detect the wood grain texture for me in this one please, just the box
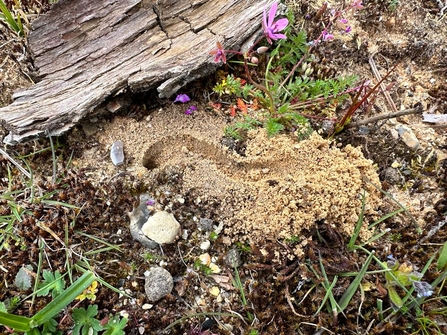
[0,0,272,144]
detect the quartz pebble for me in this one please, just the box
[110,140,125,165]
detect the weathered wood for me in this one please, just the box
[0,0,271,144]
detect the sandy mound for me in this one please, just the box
[70,104,382,257]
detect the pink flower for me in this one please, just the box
[351,0,364,10]
[322,30,334,41]
[209,41,226,64]
[262,2,289,44]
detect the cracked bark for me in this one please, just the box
[0,0,272,144]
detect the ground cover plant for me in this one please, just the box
[0,0,447,334]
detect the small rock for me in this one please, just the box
[200,240,211,250]
[142,303,153,310]
[225,248,242,267]
[209,286,220,297]
[396,125,419,149]
[128,202,158,249]
[382,167,401,184]
[141,211,180,244]
[110,140,125,166]
[144,267,173,303]
[198,218,214,232]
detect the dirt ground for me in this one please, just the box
[1,0,447,334]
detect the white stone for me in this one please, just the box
[200,240,211,250]
[141,211,180,244]
[110,140,125,166]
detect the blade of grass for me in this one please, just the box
[368,208,405,230]
[315,253,340,319]
[364,177,421,233]
[0,311,32,332]
[437,240,447,271]
[338,251,374,312]
[0,0,24,36]
[76,231,122,252]
[30,271,95,327]
[31,238,45,307]
[348,191,366,251]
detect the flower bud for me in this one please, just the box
[304,67,313,77]
[250,56,259,64]
[256,46,269,54]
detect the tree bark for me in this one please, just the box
[0,0,271,144]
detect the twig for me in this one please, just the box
[284,283,308,318]
[0,147,31,178]
[369,53,398,113]
[344,105,423,129]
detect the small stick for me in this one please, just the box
[0,147,31,179]
[369,53,398,113]
[344,105,423,129]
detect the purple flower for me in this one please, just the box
[185,105,197,115]
[345,26,352,33]
[262,2,289,44]
[322,30,334,41]
[146,199,156,206]
[413,281,434,298]
[209,41,227,64]
[174,94,190,103]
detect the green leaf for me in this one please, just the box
[31,272,96,328]
[387,285,403,309]
[338,251,374,312]
[437,240,447,271]
[72,305,102,335]
[37,270,66,298]
[41,317,61,335]
[15,266,33,290]
[103,315,128,335]
[0,310,32,332]
[264,118,284,137]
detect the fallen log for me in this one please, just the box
[0,0,271,144]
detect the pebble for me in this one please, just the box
[382,167,401,184]
[200,240,211,250]
[395,125,419,149]
[144,267,173,302]
[141,211,180,244]
[198,218,214,232]
[110,140,125,165]
[225,248,242,267]
[128,202,159,249]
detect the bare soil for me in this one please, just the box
[1,1,447,334]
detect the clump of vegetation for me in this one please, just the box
[210,1,367,140]
[0,0,26,37]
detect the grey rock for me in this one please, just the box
[144,267,173,303]
[198,218,214,232]
[382,167,401,184]
[225,248,242,268]
[128,202,159,249]
[141,211,180,244]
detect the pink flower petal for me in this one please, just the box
[268,2,278,28]
[273,18,289,32]
[271,33,287,40]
